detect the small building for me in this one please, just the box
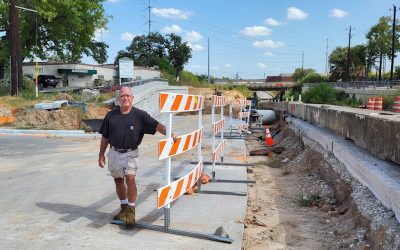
[22,62,161,88]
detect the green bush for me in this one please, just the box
[302,83,338,104]
[18,79,37,99]
[0,80,10,96]
[298,72,327,84]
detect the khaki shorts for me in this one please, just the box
[107,147,139,178]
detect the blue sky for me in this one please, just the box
[88,0,399,79]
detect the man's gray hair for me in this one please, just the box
[119,86,133,97]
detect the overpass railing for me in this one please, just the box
[304,80,400,90]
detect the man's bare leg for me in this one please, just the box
[114,178,127,200]
[125,175,137,224]
[113,178,129,221]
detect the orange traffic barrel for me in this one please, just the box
[374,97,382,111]
[366,97,375,110]
[393,96,400,113]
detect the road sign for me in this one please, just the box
[119,58,134,84]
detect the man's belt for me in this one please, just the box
[111,146,136,153]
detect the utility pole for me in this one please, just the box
[147,0,152,35]
[325,39,329,74]
[346,26,352,82]
[207,38,210,84]
[390,5,396,80]
[9,0,23,96]
[301,51,304,69]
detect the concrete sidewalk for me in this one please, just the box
[0,114,248,249]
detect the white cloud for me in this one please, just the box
[161,24,183,33]
[152,8,191,20]
[107,0,119,3]
[211,66,220,70]
[188,43,204,51]
[121,32,136,42]
[264,18,283,26]
[329,9,348,18]
[287,7,308,20]
[224,64,234,68]
[257,63,267,69]
[263,52,274,57]
[253,40,285,49]
[240,26,271,37]
[185,31,203,42]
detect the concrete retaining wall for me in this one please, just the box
[266,101,400,165]
[113,80,188,118]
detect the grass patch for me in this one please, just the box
[295,194,323,207]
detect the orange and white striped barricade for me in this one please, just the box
[235,99,252,137]
[115,92,232,244]
[374,97,383,111]
[205,96,254,191]
[393,96,400,113]
[210,95,227,180]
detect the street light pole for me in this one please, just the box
[15,5,38,98]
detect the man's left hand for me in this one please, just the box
[172,133,178,143]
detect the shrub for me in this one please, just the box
[302,83,337,104]
[298,72,327,84]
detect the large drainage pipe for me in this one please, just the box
[255,109,278,125]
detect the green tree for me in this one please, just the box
[166,33,192,79]
[292,68,315,82]
[115,32,191,80]
[366,16,396,80]
[0,0,109,79]
[329,45,367,81]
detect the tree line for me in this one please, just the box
[329,16,400,81]
[0,1,191,94]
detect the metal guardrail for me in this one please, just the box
[303,80,400,89]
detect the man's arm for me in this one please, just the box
[156,123,177,142]
[98,136,109,168]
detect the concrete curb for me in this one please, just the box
[0,129,101,138]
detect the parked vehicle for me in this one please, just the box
[38,75,58,88]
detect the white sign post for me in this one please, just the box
[118,58,134,85]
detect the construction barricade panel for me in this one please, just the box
[212,95,227,107]
[158,128,203,160]
[212,118,225,135]
[239,111,250,119]
[157,158,204,209]
[212,140,226,163]
[160,92,204,113]
[240,100,251,107]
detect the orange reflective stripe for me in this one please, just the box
[160,93,168,111]
[192,132,198,147]
[159,140,166,158]
[171,95,183,111]
[173,179,184,199]
[185,96,193,110]
[183,134,192,151]
[168,138,181,156]
[186,173,193,190]
[158,186,170,208]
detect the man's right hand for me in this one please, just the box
[98,154,106,168]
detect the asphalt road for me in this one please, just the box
[0,114,248,249]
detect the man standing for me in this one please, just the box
[98,86,176,224]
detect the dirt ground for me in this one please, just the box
[242,119,400,249]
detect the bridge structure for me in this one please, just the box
[247,81,296,91]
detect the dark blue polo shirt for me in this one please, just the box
[99,107,159,149]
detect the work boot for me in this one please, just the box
[113,204,128,221]
[125,205,135,224]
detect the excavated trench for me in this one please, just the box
[243,116,400,249]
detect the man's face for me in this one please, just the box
[119,87,134,109]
